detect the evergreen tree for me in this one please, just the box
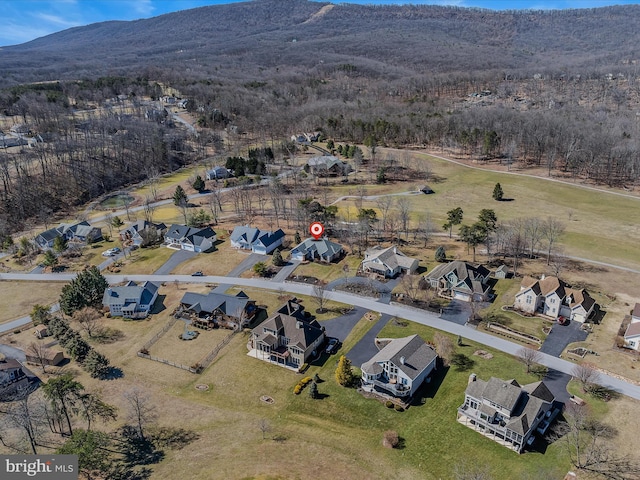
[294,231,301,244]
[435,245,447,262]
[67,337,91,364]
[309,381,318,399]
[42,373,84,435]
[84,350,111,378]
[52,235,67,253]
[326,139,334,151]
[110,216,124,229]
[272,248,284,267]
[253,262,267,277]
[57,430,112,479]
[31,304,52,325]
[443,207,463,238]
[335,355,354,387]
[192,175,206,192]
[42,250,58,270]
[492,182,504,201]
[173,185,188,206]
[60,266,109,316]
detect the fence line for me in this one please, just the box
[136,352,196,373]
[196,330,237,372]
[140,315,179,352]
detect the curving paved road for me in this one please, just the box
[2,271,640,400]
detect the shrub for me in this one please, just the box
[293,385,302,395]
[385,400,394,408]
[383,430,400,448]
[301,377,313,385]
[394,405,404,412]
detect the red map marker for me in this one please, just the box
[309,222,325,240]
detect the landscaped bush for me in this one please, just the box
[394,405,404,412]
[385,400,394,408]
[301,377,313,385]
[382,430,400,448]
[293,385,302,395]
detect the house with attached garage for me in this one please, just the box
[362,245,419,278]
[290,237,344,263]
[35,221,103,249]
[425,261,491,302]
[102,281,159,319]
[205,166,230,180]
[230,225,285,254]
[513,275,596,323]
[457,375,559,453]
[164,224,216,252]
[249,307,325,369]
[624,303,640,350]
[119,220,167,247]
[360,335,438,399]
[305,156,352,177]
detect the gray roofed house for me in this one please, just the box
[457,375,558,453]
[164,224,216,252]
[205,166,230,180]
[425,261,491,302]
[290,237,344,263]
[624,303,640,351]
[361,334,438,398]
[250,309,325,369]
[102,281,159,319]
[0,358,26,388]
[120,220,167,246]
[178,290,256,329]
[305,156,352,177]
[35,221,102,249]
[362,245,419,278]
[230,225,285,254]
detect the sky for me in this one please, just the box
[1,0,639,47]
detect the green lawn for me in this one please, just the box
[330,150,640,270]
[291,255,363,283]
[158,317,571,480]
[116,246,177,275]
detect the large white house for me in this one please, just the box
[457,376,558,453]
[361,335,438,398]
[513,275,596,323]
[102,281,159,319]
[624,303,640,351]
[361,245,419,278]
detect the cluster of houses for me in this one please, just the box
[624,303,640,351]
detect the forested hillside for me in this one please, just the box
[1,0,640,240]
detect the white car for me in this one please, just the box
[102,248,120,257]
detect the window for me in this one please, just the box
[469,399,478,409]
[526,295,532,305]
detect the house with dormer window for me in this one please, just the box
[514,275,596,323]
[457,375,558,453]
[425,261,490,302]
[360,335,437,398]
[249,303,325,369]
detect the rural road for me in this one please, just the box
[2,272,640,401]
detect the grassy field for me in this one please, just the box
[328,149,640,270]
[290,255,362,283]
[8,282,639,480]
[171,246,247,276]
[0,281,63,324]
[115,246,177,275]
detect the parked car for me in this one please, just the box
[325,338,339,354]
[191,271,204,277]
[102,250,115,257]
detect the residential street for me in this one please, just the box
[2,271,640,400]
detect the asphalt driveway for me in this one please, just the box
[153,249,197,275]
[540,319,588,357]
[346,313,392,367]
[322,306,368,342]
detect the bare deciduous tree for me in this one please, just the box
[572,363,601,393]
[516,346,541,374]
[542,217,566,266]
[312,283,328,313]
[396,197,411,240]
[73,307,103,339]
[553,403,640,480]
[400,274,422,303]
[123,388,157,441]
[434,332,455,366]
[26,342,49,373]
[259,419,270,440]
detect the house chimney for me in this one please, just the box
[296,321,303,329]
[400,356,405,365]
[468,373,477,384]
[541,274,546,280]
